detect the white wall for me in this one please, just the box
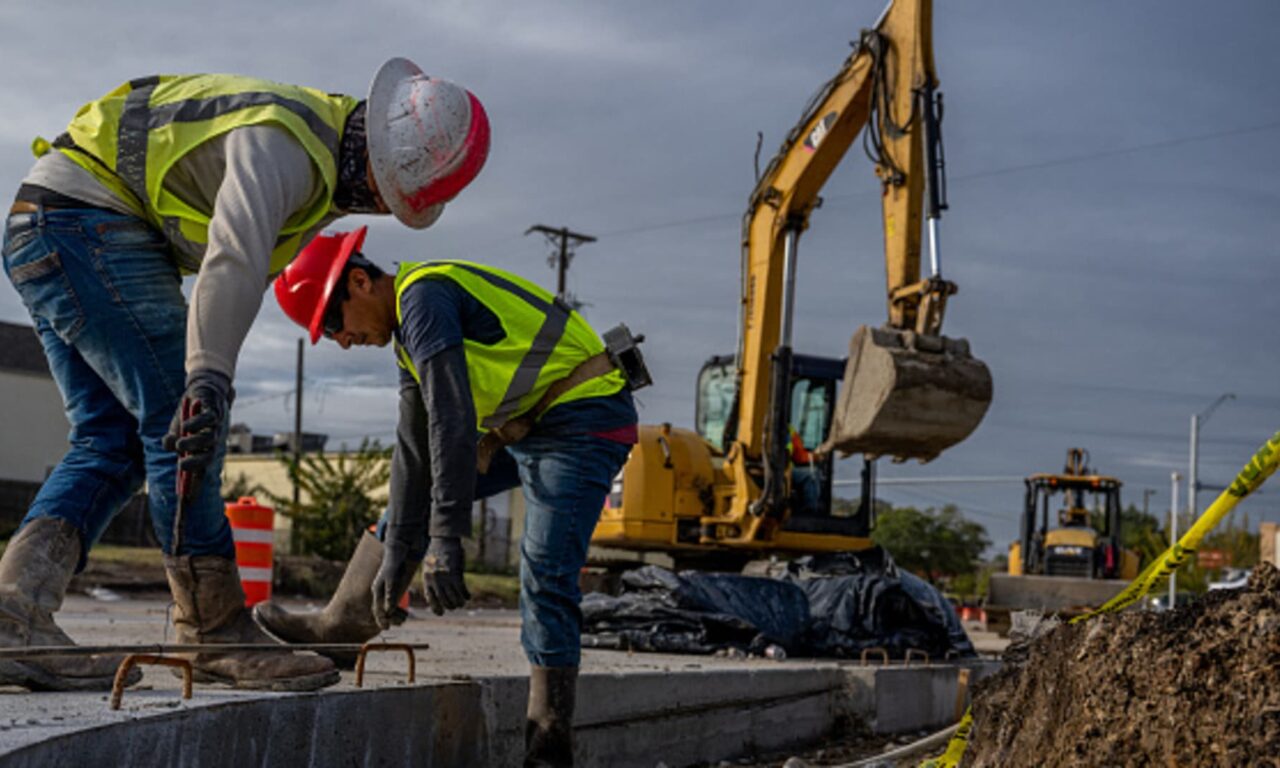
[223,453,520,564]
[0,371,67,483]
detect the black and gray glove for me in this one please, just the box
[422,537,470,616]
[371,531,425,630]
[162,369,233,476]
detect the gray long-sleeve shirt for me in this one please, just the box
[20,125,336,379]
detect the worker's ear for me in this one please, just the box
[349,267,372,295]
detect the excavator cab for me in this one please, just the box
[696,353,863,534]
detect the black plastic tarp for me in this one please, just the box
[581,547,974,660]
[580,567,810,655]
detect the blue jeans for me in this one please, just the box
[2,207,234,566]
[376,436,628,667]
[508,434,632,668]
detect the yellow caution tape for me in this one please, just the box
[1072,429,1280,622]
[920,429,1280,767]
[918,709,972,768]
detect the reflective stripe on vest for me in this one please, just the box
[56,74,356,275]
[394,260,624,432]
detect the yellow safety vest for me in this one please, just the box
[394,261,625,432]
[45,74,358,275]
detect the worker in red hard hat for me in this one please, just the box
[0,58,489,693]
[259,227,647,767]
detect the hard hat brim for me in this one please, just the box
[367,57,447,230]
[306,226,368,344]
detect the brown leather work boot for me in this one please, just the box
[525,665,578,768]
[164,555,339,691]
[0,517,138,691]
[253,530,387,669]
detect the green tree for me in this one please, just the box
[261,439,392,561]
[870,504,991,585]
[1090,504,1167,567]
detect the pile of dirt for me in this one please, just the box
[965,564,1280,767]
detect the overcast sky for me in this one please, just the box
[2,1,1277,551]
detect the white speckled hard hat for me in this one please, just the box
[366,57,491,229]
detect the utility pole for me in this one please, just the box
[293,339,304,518]
[525,224,596,301]
[1170,471,1181,606]
[1189,393,1235,522]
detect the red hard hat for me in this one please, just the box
[273,226,368,344]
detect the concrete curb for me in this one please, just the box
[0,661,1000,767]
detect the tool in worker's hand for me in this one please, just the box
[172,398,202,555]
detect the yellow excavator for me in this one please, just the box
[591,0,992,568]
[984,449,1141,634]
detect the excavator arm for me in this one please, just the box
[592,0,990,558]
[723,0,991,532]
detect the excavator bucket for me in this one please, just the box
[821,325,992,463]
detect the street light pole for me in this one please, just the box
[1170,471,1181,606]
[1189,393,1235,521]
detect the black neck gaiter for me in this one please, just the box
[333,102,382,214]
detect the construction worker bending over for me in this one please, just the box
[262,228,645,767]
[0,59,489,692]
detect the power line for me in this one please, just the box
[938,120,1280,187]
[834,475,1023,487]
[876,485,1016,524]
[590,119,1280,241]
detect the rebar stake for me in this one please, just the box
[904,648,931,666]
[860,646,889,666]
[111,654,193,710]
[354,642,417,688]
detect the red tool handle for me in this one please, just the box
[172,398,203,554]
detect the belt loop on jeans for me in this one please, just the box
[35,202,45,228]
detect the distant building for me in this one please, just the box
[0,321,67,484]
[0,321,155,545]
[227,424,277,454]
[272,432,329,453]
[226,424,328,454]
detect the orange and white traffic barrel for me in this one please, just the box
[225,497,275,606]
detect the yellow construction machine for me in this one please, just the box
[591,0,992,568]
[984,449,1141,634]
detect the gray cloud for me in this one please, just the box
[2,0,1277,551]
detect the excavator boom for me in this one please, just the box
[733,0,991,527]
[593,0,991,559]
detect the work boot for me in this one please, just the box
[253,531,387,668]
[525,665,578,768]
[0,517,137,691]
[164,555,339,691]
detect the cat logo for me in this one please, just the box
[803,112,838,152]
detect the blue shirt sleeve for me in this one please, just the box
[397,279,466,364]
[397,277,505,366]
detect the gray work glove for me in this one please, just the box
[371,533,424,631]
[422,537,470,616]
[162,369,233,476]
